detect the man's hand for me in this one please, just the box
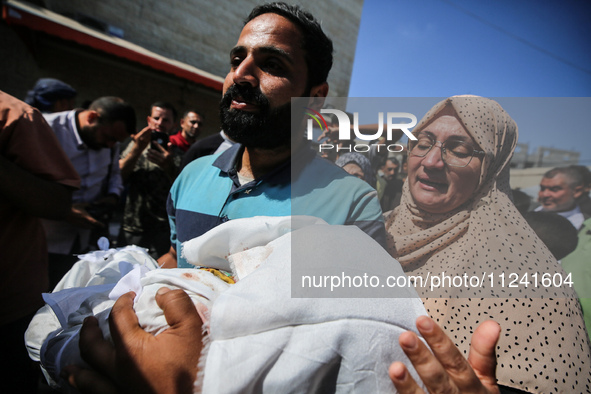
[65,203,105,229]
[132,126,152,152]
[146,141,173,170]
[389,316,501,394]
[317,124,340,144]
[119,126,152,181]
[65,288,204,394]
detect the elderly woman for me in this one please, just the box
[385,96,591,393]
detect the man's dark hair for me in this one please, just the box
[150,101,178,122]
[569,165,591,188]
[182,109,204,120]
[89,96,136,135]
[245,2,333,88]
[386,157,400,166]
[543,166,585,189]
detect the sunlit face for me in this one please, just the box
[181,112,203,140]
[538,174,580,212]
[219,13,315,149]
[223,13,309,113]
[407,115,482,214]
[147,107,175,134]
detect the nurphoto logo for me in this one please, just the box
[305,107,418,154]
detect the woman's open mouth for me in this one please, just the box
[417,176,448,191]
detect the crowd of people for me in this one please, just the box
[2,2,590,393]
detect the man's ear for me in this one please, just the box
[86,110,100,125]
[573,185,584,200]
[307,82,329,111]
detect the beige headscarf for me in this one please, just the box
[385,96,591,393]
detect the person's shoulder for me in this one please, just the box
[191,133,225,153]
[195,132,224,145]
[42,110,72,129]
[306,153,345,174]
[177,152,222,179]
[309,154,375,190]
[169,131,183,143]
[0,91,43,126]
[0,90,31,116]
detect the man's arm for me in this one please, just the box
[158,246,178,268]
[0,155,72,220]
[119,126,151,181]
[389,316,501,394]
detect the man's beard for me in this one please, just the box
[219,84,295,150]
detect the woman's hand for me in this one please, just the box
[390,316,501,394]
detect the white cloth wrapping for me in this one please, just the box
[25,246,232,390]
[189,217,428,393]
[26,216,428,393]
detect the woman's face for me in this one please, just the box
[407,115,482,214]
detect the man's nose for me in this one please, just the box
[233,57,258,87]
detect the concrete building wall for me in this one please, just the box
[29,0,362,97]
[0,22,221,134]
[2,0,362,135]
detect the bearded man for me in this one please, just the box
[42,96,135,287]
[158,3,384,268]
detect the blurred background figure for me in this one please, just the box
[536,166,589,230]
[179,130,235,170]
[511,188,532,215]
[169,110,205,154]
[24,78,77,113]
[377,157,404,211]
[522,211,578,261]
[0,90,80,393]
[569,165,591,216]
[119,101,179,258]
[561,216,591,341]
[42,96,135,289]
[336,152,376,188]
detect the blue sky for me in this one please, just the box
[348,0,591,164]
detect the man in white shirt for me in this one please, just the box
[536,166,587,230]
[43,96,136,288]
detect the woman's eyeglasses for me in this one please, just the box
[409,134,485,168]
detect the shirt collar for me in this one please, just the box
[556,204,582,218]
[211,141,316,187]
[212,143,243,173]
[68,109,85,148]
